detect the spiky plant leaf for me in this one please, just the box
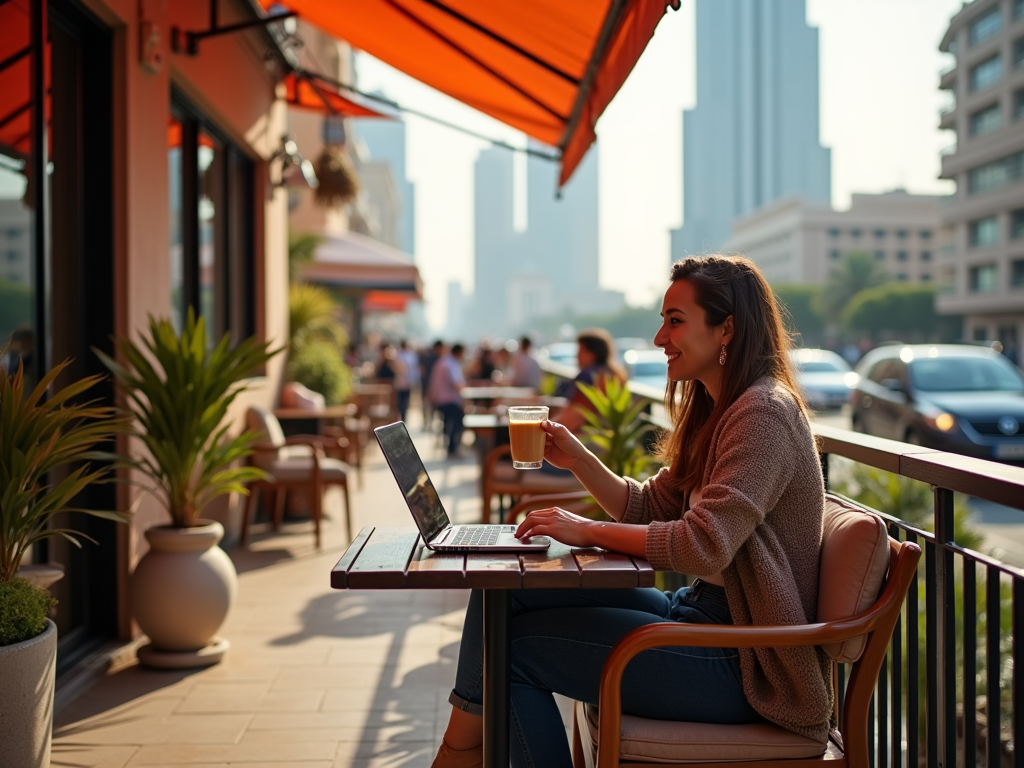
[96,310,281,528]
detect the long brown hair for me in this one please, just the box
[656,255,805,490]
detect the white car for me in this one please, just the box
[623,349,668,391]
[789,348,859,411]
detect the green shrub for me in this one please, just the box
[0,578,55,646]
[288,341,352,405]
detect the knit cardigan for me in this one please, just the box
[621,377,831,744]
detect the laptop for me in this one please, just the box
[374,421,551,552]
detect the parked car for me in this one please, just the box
[851,344,1024,463]
[538,342,579,367]
[789,348,859,411]
[623,349,668,391]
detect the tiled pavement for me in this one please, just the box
[51,415,497,768]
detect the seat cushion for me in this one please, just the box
[818,493,891,663]
[581,702,826,763]
[268,457,349,484]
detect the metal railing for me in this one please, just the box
[539,359,1024,767]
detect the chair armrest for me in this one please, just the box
[284,434,348,451]
[593,540,921,767]
[251,441,280,454]
[505,491,597,524]
[482,443,513,477]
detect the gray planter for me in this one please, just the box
[0,619,56,768]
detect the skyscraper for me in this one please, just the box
[473,148,518,335]
[671,0,831,259]
[354,116,416,256]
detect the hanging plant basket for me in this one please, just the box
[313,146,360,208]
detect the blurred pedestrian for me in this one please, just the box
[508,335,541,388]
[428,342,466,458]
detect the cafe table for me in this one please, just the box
[331,526,655,768]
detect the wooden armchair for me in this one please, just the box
[573,494,921,768]
[242,406,352,548]
[480,443,583,523]
[503,491,601,524]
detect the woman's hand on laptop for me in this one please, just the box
[540,419,589,471]
[515,507,596,548]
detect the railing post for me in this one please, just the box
[819,451,829,490]
[933,487,957,768]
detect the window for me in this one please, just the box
[897,250,909,261]
[920,230,932,239]
[971,55,1003,91]
[5,250,17,263]
[850,228,862,238]
[970,264,999,292]
[1012,209,1024,240]
[1015,37,1024,69]
[1013,259,1024,287]
[5,228,19,239]
[169,92,256,347]
[874,250,886,261]
[970,216,999,247]
[829,249,841,259]
[970,103,1002,135]
[897,273,908,281]
[968,151,1024,193]
[1018,0,1024,19]
[1016,88,1024,120]
[896,229,908,239]
[921,251,933,261]
[873,228,886,239]
[922,273,933,281]
[828,227,840,237]
[970,7,1002,45]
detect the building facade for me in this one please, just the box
[935,0,1024,353]
[670,0,831,259]
[1,0,293,674]
[725,191,946,285]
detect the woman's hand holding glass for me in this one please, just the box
[539,419,589,471]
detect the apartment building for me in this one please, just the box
[723,191,945,285]
[936,0,1024,351]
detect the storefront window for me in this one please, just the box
[170,93,255,346]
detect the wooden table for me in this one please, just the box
[460,386,537,408]
[273,405,357,437]
[331,526,655,768]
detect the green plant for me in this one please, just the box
[288,232,322,282]
[95,310,279,528]
[288,341,352,405]
[288,282,348,350]
[575,377,659,481]
[0,577,55,646]
[1,354,129,586]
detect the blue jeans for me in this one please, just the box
[449,581,760,768]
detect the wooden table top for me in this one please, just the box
[331,526,656,591]
[463,413,507,431]
[273,405,357,420]
[461,386,537,401]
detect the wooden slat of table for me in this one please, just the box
[464,553,523,589]
[347,527,420,589]
[407,540,467,589]
[575,549,648,588]
[521,541,582,588]
[630,556,657,588]
[329,527,374,589]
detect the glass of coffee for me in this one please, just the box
[507,405,548,469]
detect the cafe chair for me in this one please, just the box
[481,443,583,523]
[352,381,398,431]
[572,494,921,768]
[503,491,601,524]
[242,406,352,548]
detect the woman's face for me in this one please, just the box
[577,343,597,369]
[654,279,733,391]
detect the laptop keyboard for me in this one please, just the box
[449,526,503,546]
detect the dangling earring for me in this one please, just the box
[719,344,727,366]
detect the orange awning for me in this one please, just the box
[301,231,423,298]
[0,0,46,158]
[267,0,676,185]
[283,71,391,118]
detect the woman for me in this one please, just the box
[430,256,830,768]
[554,328,627,435]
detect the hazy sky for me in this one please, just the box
[355,0,963,332]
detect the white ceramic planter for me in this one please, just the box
[130,520,236,668]
[0,619,56,768]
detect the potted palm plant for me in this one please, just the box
[96,311,278,668]
[0,355,127,768]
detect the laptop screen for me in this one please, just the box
[374,422,450,543]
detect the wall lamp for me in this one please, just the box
[270,134,318,189]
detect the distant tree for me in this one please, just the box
[814,251,889,324]
[843,283,939,342]
[771,284,825,346]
